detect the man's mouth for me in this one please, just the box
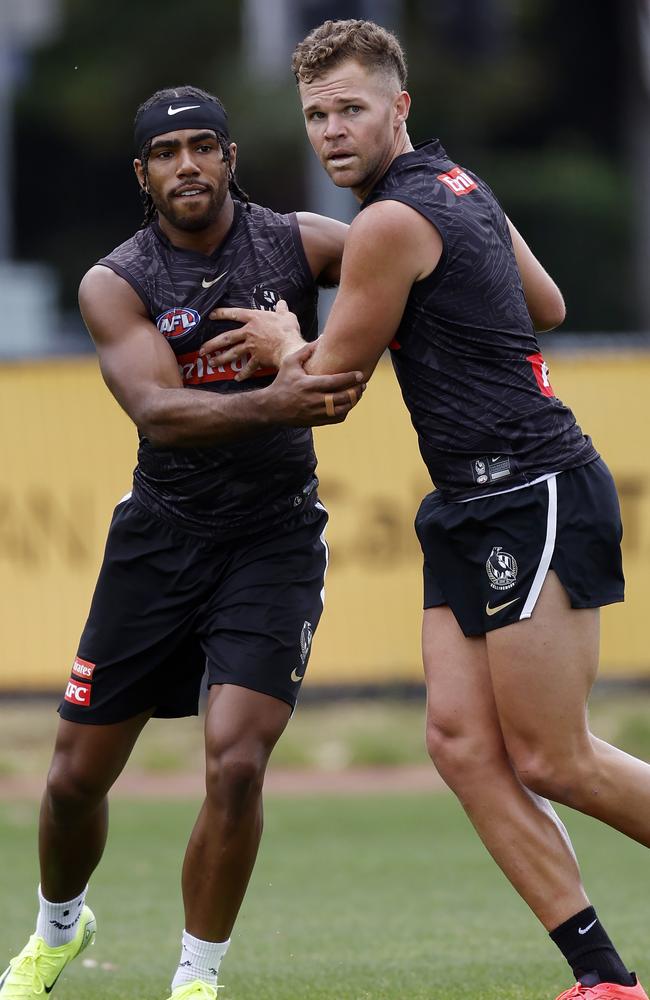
[327,151,355,167]
[174,185,209,198]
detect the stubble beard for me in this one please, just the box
[153,183,229,233]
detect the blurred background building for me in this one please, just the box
[1,0,649,692]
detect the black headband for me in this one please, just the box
[134,99,230,153]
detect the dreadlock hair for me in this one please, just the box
[134,85,250,228]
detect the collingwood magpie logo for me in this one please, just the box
[300,621,313,664]
[486,546,518,591]
[252,285,282,311]
[291,621,313,683]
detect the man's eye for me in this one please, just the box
[346,105,361,114]
[309,111,325,121]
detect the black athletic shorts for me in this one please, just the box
[415,457,624,637]
[59,497,329,724]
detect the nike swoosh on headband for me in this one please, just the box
[168,105,201,116]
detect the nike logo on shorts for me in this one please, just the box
[485,597,520,617]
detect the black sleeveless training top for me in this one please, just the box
[99,200,320,539]
[362,140,597,499]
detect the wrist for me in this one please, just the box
[277,333,305,364]
[253,386,276,427]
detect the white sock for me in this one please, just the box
[171,930,230,990]
[35,884,87,947]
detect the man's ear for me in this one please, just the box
[394,90,411,126]
[134,158,147,191]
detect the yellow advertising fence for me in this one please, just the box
[1,350,649,691]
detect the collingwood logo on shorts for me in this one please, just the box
[486,546,518,590]
[300,621,313,664]
[291,621,314,683]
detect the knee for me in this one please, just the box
[46,754,106,816]
[205,748,266,815]
[425,717,493,789]
[509,744,591,802]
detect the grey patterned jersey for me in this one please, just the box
[362,140,597,499]
[98,201,320,539]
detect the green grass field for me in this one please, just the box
[1,791,648,1000]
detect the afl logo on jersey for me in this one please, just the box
[156,307,201,341]
[486,546,518,591]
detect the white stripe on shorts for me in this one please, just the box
[519,475,557,620]
[456,471,557,503]
[315,501,329,607]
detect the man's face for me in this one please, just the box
[299,58,409,199]
[134,129,236,232]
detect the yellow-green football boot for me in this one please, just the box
[0,905,96,998]
[166,981,221,999]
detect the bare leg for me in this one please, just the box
[182,685,291,941]
[40,711,151,901]
[424,605,588,929]
[487,570,650,846]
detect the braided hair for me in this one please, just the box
[134,85,250,227]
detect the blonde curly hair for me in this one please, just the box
[292,19,407,90]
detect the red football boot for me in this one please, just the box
[555,977,649,1000]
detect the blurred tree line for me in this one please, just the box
[13,0,635,337]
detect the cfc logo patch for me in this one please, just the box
[64,681,92,706]
[156,307,201,340]
[437,166,478,196]
[486,546,518,591]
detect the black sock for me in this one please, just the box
[549,906,635,987]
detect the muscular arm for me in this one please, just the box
[303,201,442,377]
[506,218,566,332]
[204,201,441,380]
[79,265,363,447]
[204,203,563,380]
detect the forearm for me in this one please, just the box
[300,338,345,376]
[137,385,273,447]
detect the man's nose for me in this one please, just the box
[177,150,200,174]
[323,114,345,139]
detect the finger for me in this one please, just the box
[332,388,362,410]
[199,330,246,357]
[289,342,318,364]
[311,370,365,391]
[205,348,246,366]
[275,299,289,314]
[210,306,258,323]
[235,359,263,382]
[324,393,336,418]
